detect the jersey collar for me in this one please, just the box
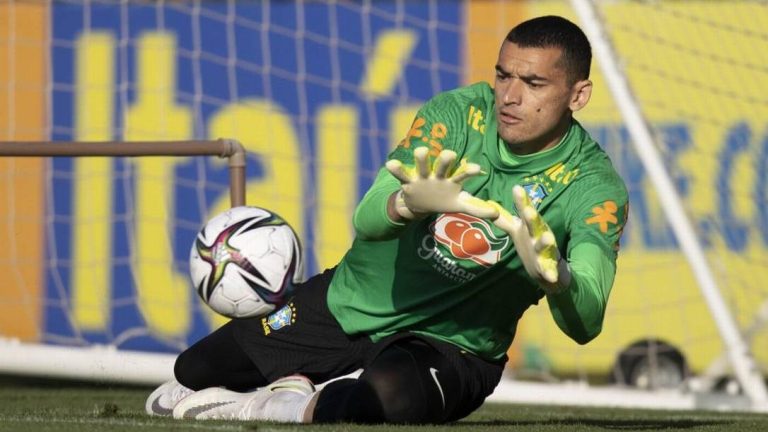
[485,116,585,173]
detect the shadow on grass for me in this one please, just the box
[458,418,732,429]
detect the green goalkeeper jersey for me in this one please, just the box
[327,82,629,361]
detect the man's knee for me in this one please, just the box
[174,348,208,390]
[363,366,436,423]
[313,342,448,424]
[313,373,433,424]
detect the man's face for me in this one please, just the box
[494,41,587,153]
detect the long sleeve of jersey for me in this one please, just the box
[546,242,616,344]
[352,168,406,241]
[544,168,628,345]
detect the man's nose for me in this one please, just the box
[503,79,523,105]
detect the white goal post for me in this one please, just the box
[0,339,174,386]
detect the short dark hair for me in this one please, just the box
[505,15,592,83]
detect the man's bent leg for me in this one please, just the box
[172,338,453,424]
[312,338,464,424]
[174,321,268,391]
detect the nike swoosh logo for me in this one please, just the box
[182,401,237,419]
[429,367,445,410]
[150,397,173,416]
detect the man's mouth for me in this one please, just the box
[499,111,522,125]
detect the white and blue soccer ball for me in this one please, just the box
[189,206,303,319]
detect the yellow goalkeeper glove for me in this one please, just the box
[386,146,500,221]
[490,185,571,294]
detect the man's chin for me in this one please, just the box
[497,124,526,142]
[499,134,526,147]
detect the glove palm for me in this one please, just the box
[386,147,499,220]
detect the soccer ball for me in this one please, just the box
[189,206,303,319]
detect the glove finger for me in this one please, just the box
[537,234,560,263]
[517,203,550,242]
[450,162,481,184]
[433,150,457,179]
[513,184,555,238]
[489,203,519,234]
[534,241,560,283]
[534,231,556,253]
[540,266,559,284]
[414,146,430,179]
[528,209,553,239]
[385,159,412,184]
[513,185,535,231]
[520,206,543,238]
[513,185,538,222]
[457,192,500,220]
[540,249,559,268]
[512,184,531,211]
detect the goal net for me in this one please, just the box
[1,0,766,411]
[497,0,768,410]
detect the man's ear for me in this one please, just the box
[569,79,592,112]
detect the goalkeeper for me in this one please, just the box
[148,15,628,424]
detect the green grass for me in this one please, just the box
[1,377,767,432]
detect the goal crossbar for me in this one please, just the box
[0,139,247,207]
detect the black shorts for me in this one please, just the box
[230,268,375,384]
[228,268,505,420]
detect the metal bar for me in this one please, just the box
[0,139,247,207]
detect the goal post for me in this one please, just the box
[0,339,174,385]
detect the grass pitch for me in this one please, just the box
[1,376,767,431]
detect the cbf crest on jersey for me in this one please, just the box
[261,302,296,335]
[522,182,548,208]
